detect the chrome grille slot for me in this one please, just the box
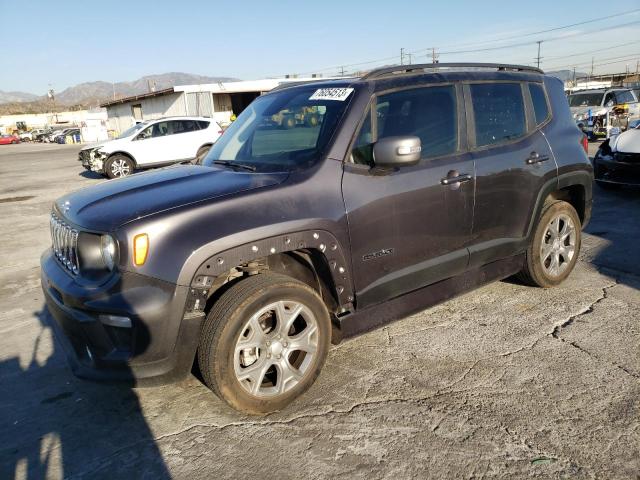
[50,213,80,274]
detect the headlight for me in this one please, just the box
[100,235,117,270]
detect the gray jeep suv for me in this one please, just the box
[41,63,593,414]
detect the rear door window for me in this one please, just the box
[528,83,550,125]
[470,83,525,147]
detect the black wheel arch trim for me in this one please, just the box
[527,169,593,238]
[188,230,354,308]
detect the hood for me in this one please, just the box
[55,165,288,231]
[611,128,640,154]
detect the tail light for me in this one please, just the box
[581,134,588,153]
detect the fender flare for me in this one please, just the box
[189,230,354,307]
[526,170,593,239]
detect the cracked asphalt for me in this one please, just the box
[0,143,638,479]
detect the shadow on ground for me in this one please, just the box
[584,184,640,284]
[0,306,170,479]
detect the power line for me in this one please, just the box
[425,8,640,51]
[270,14,640,78]
[544,53,640,71]
[543,41,638,61]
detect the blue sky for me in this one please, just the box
[1,0,639,94]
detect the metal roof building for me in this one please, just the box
[100,78,322,134]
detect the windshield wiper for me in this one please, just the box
[213,160,257,172]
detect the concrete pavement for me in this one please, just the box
[0,143,638,479]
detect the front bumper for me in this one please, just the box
[78,149,106,173]
[594,153,640,186]
[40,249,204,386]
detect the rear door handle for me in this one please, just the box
[440,173,472,185]
[526,151,550,164]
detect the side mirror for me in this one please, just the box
[373,136,421,167]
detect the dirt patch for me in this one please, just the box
[0,196,35,203]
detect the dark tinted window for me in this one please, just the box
[377,85,457,158]
[172,120,199,134]
[471,83,525,147]
[351,110,373,165]
[615,90,636,104]
[528,83,549,125]
[197,120,210,129]
[604,92,615,105]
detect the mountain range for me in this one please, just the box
[0,72,238,107]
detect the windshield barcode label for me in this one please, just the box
[309,88,354,101]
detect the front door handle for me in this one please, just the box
[526,151,550,164]
[441,172,472,186]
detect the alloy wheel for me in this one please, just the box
[234,300,318,397]
[110,158,131,177]
[540,213,576,277]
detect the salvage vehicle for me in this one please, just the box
[78,116,223,178]
[593,122,640,187]
[46,128,75,143]
[0,134,20,144]
[568,88,640,140]
[41,63,593,414]
[55,128,80,144]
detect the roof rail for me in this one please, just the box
[362,63,543,80]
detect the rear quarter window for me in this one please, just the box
[470,83,525,147]
[528,83,550,125]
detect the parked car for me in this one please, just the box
[55,128,80,144]
[21,128,47,142]
[33,129,53,142]
[46,128,74,143]
[41,63,593,414]
[568,88,640,139]
[593,122,640,187]
[0,134,20,145]
[78,116,223,178]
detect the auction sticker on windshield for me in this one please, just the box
[309,88,354,101]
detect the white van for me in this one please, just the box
[79,116,223,178]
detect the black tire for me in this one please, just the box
[282,116,296,129]
[198,273,331,415]
[105,154,134,179]
[195,145,211,165]
[518,200,582,288]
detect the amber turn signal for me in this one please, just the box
[133,234,149,266]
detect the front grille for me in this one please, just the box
[50,213,80,274]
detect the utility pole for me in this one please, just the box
[590,57,595,79]
[572,66,576,89]
[400,48,405,65]
[407,53,413,65]
[428,47,439,64]
[535,41,543,69]
[339,66,345,77]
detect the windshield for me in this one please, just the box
[118,123,147,139]
[203,85,355,172]
[568,92,602,107]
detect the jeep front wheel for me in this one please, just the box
[198,273,331,415]
[518,200,581,288]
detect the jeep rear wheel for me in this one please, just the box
[105,154,134,179]
[198,273,331,415]
[518,200,581,288]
